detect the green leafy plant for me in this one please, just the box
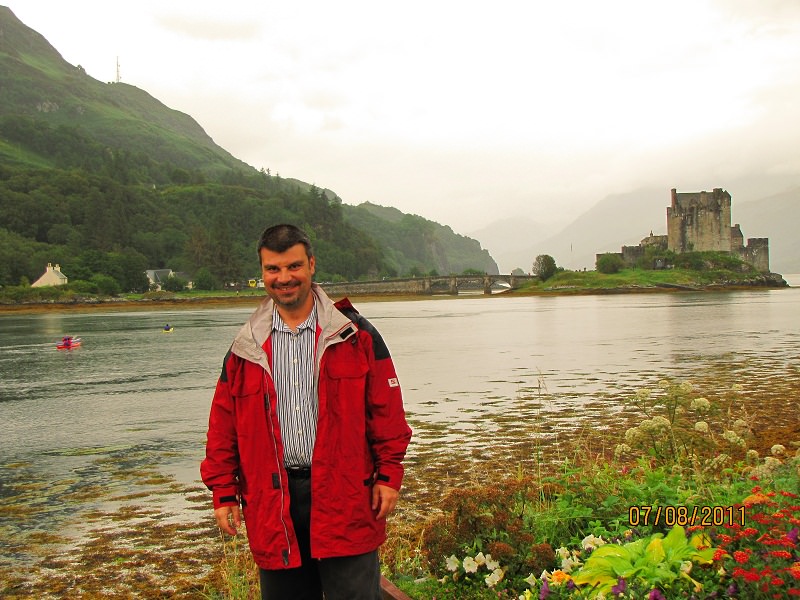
[569,526,716,595]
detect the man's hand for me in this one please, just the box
[372,484,399,520]
[214,504,241,536]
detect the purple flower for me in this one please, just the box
[787,527,799,544]
[648,589,666,600]
[727,582,738,596]
[611,578,627,595]
[539,579,550,599]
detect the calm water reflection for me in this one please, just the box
[1,288,799,560]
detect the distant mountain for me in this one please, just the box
[344,202,498,275]
[484,187,798,275]
[733,187,800,274]
[467,216,549,270]
[0,6,252,176]
[490,188,666,272]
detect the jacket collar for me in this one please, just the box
[230,283,354,366]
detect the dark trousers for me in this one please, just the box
[259,474,382,600]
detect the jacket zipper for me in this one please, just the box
[264,379,292,566]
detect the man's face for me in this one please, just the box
[259,243,316,311]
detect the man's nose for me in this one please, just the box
[276,268,292,282]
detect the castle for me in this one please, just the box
[616,188,770,272]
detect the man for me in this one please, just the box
[201,224,412,600]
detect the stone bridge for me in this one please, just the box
[319,274,538,297]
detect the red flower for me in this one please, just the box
[771,551,794,560]
[734,550,751,564]
[717,534,734,544]
[739,527,760,538]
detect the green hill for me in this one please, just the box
[0,6,496,291]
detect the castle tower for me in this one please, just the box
[667,188,732,253]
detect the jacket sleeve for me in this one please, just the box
[361,326,412,491]
[200,351,241,509]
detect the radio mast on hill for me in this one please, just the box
[115,57,121,83]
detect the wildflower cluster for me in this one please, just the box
[706,483,800,596]
[615,379,753,466]
[517,535,606,599]
[444,551,506,590]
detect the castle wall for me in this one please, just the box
[667,188,732,253]
[740,238,770,273]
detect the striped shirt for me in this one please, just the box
[271,305,318,467]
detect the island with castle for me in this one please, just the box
[609,188,773,274]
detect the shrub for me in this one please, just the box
[596,253,624,274]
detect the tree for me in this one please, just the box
[532,255,557,281]
[163,275,188,292]
[91,274,121,296]
[193,267,218,291]
[596,253,624,274]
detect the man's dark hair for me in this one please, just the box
[257,224,314,258]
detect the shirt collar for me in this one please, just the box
[272,302,317,334]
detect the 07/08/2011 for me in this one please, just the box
[628,505,746,528]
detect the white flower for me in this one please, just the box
[723,430,745,447]
[771,444,786,456]
[485,567,504,588]
[679,381,694,394]
[625,427,645,445]
[555,546,571,560]
[561,555,582,573]
[485,554,500,571]
[614,443,632,459]
[694,421,709,433]
[445,555,460,572]
[462,556,478,573]
[581,534,606,551]
[474,552,486,566]
[680,560,693,574]
[524,573,537,587]
[690,397,711,412]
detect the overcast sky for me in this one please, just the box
[8,1,800,235]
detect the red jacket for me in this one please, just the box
[200,285,412,569]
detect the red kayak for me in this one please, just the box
[57,336,82,350]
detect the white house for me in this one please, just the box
[145,269,174,291]
[31,263,69,287]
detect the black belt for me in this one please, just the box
[286,466,311,479]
